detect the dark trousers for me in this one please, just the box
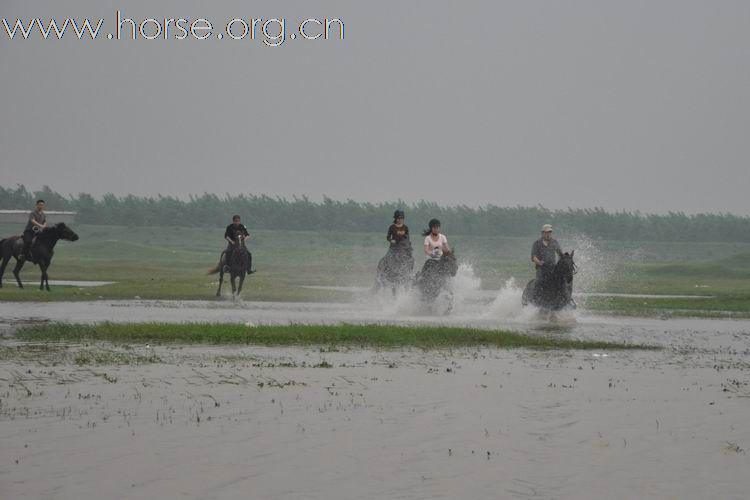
[22,230,35,257]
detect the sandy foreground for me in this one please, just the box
[1,341,749,500]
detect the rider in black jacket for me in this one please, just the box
[224,215,254,274]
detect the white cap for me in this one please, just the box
[542,224,553,232]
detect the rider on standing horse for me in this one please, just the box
[23,199,47,262]
[387,210,410,251]
[224,215,254,275]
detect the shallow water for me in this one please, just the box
[0,344,748,500]
[1,296,749,353]
[1,278,749,499]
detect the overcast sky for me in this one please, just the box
[1,0,748,214]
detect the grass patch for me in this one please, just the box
[15,322,655,350]
[585,295,750,318]
[0,344,161,366]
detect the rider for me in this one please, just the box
[423,218,450,261]
[224,215,254,275]
[531,224,560,281]
[22,199,47,261]
[386,210,409,250]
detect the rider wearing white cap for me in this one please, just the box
[531,224,560,280]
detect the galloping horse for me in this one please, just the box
[415,250,459,313]
[522,250,577,311]
[209,235,250,297]
[374,239,415,295]
[0,223,80,291]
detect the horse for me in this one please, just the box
[522,250,577,312]
[415,250,459,313]
[374,239,415,295]
[0,223,80,291]
[209,235,250,297]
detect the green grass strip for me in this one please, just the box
[15,322,655,350]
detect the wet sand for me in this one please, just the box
[1,298,749,499]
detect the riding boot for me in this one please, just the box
[23,244,33,262]
[22,232,34,262]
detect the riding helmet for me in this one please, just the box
[393,210,405,220]
[429,218,441,229]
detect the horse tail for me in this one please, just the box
[207,263,221,275]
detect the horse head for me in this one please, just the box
[39,223,79,243]
[440,249,459,277]
[236,234,247,247]
[555,249,576,281]
[56,223,79,242]
[393,238,412,251]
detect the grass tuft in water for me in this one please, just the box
[15,322,656,350]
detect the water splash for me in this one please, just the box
[564,234,611,292]
[449,263,483,312]
[485,278,524,317]
[366,262,483,316]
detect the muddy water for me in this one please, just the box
[1,344,748,500]
[2,298,750,352]
[1,293,749,499]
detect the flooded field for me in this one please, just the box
[1,291,749,499]
[2,295,750,352]
[1,342,748,499]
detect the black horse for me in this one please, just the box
[374,239,415,295]
[415,250,459,313]
[522,250,577,311]
[0,223,80,291]
[209,235,250,297]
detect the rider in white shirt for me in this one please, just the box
[423,219,450,260]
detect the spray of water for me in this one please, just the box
[479,234,613,322]
[361,234,614,325]
[367,262,483,317]
[564,233,612,293]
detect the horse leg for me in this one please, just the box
[39,262,46,290]
[12,259,25,288]
[0,254,11,288]
[230,272,237,296]
[216,267,224,296]
[42,259,51,291]
[237,273,245,296]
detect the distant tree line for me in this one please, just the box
[2,184,749,242]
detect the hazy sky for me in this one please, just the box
[1,0,749,214]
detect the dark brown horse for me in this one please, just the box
[415,250,459,313]
[209,235,250,297]
[374,239,415,295]
[522,250,577,311]
[0,223,80,291]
